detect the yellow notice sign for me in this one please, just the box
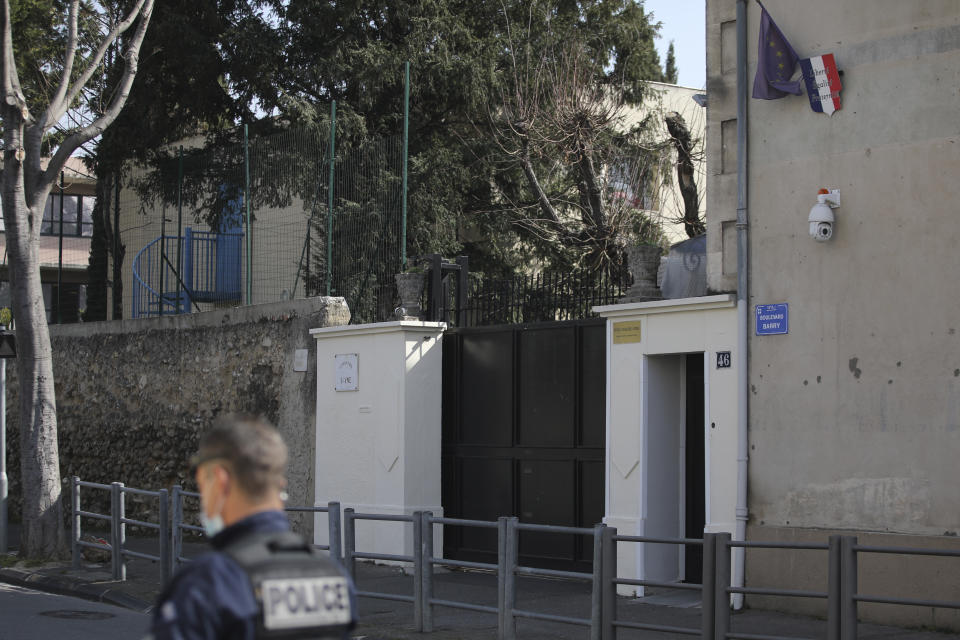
[612,321,643,344]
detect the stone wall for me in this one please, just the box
[5,296,349,536]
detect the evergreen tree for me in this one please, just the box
[85,0,277,320]
[87,0,669,308]
[274,0,666,276]
[665,41,679,84]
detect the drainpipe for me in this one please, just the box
[734,0,750,611]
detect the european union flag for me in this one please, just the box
[752,2,803,99]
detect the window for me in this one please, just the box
[41,194,93,237]
[42,282,86,324]
[0,193,94,236]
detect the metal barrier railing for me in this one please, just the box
[602,527,708,638]
[355,511,609,638]
[170,486,343,570]
[117,485,170,585]
[342,508,424,628]
[420,513,501,633]
[716,534,834,640]
[71,479,118,578]
[505,519,605,640]
[286,503,343,561]
[72,477,342,587]
[70,477,170,584]
[69,477,960,640]
[845,540,960,640]
[713,534,960,640]
[170,486,203,573]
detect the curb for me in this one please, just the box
[0,566,154,614]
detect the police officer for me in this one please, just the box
[149,414,356,640]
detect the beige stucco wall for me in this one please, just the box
[118,180,313,319]
[621,82,708,244]
[706,0,960,622]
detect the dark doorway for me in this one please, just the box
[684,353,706,583]
[441,319,606,572]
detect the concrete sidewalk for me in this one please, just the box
[2,524,958,639]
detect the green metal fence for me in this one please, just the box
[118,118,405,324]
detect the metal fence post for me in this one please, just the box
[327,501,342,563]
[413,511,423,631]
[428,253,443,321]
[503,516,519,640]
[714,532,732,640]
[158,488,170,586]
[171,485,182,572]
[110,482,126,581]
[497,517,508,640]
[701,533,717,640]
[71,476,81,569]
[841,536,858,640]
[589,523,604,640]
[343,508,356,578]
[601,526,617,640]
[422,511,434,633]
[828,535,841,640]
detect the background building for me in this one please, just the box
[0,156,94,323]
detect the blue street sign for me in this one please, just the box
[756,303,789,335]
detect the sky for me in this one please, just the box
[643,0,706,89]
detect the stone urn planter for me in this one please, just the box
[394,271,425,319]
[622,244,663,303]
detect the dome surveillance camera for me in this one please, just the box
[808,190,839,242]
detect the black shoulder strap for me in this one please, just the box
[223,530,311,566]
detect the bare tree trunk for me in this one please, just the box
[574,139,605,232]
[12,240,65,558]
[1,0,153,558]
[1,117,66,559]
[665,112,704,238]
[520,141,560,226]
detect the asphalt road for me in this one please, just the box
[0,582,150,639]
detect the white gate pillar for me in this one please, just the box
[310,320,446,559]
[594,295,739,596]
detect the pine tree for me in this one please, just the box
[665,41,679,84]
[277,0,666,275]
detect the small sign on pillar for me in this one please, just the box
[334,354,358,391]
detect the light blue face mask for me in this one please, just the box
[200,512,224,538]
[199,471,226,538]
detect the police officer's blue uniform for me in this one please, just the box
[151,510,354,640]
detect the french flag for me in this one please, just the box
[800,54,842,115]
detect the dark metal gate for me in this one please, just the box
[441,319,606,572]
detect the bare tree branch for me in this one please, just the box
[42,0,150,130]
[665,111,705,238]
[42,0,155,191]
[0,0,156,560]
[520,142,560,225]
[47,0,81,123]
[1,0,31,123]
